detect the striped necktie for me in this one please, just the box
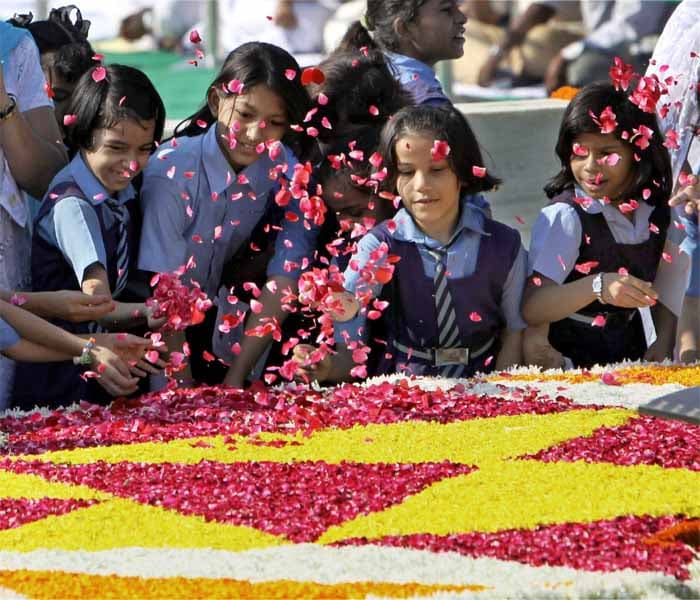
[105,197,130,298]
[427,247,464,378]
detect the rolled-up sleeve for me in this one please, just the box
[138,175,189,274]
[38,197,107,284]
[528,203,581,283]
[501,245,528,330]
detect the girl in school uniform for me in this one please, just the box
[138,42,318,387]
[522,81,676,368]
[13,63,167,409]
[323,104,526,379]
[334,0,467,106]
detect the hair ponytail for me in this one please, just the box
[334,20,378,54]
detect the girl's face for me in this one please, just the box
[82,118,156,196]
[404,0,467,65]
[395,133,461,240]
[570,132,636,202]
[323,172,393,228]
[210,84,289,171]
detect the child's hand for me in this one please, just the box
[292,344,332,383]
[523,327,564,369]
[669,178,700,217]
[145,303,168,331]
[601,273,657,308]
[88,346,140,396]
[97,333,167,378]
[38,290,114,323]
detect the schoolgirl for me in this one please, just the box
[522,81,675,367]
[330,104,526,379]
[13,63,166,409]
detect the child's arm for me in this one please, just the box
[0,289,115,323]
[0,300,139,395]
[522,273,658,326]
[678,295,700,363]
[222,274,293,388]
[522,324,565,369]
[495,328,522,370]
[644,302,678,362]
[82,264,161,331]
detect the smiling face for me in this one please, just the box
[209,84,289,172]
[394,133,461,243]
[570,132,636,202]
[82,118,156,196]
[403,0,467,65]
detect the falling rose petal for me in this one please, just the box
[642,188,652,200]
[237,174,249,185]
[189,29,202,44]
[256,142,266,154]
[230,342,241,355]
[321,117,332,129]
[129,160,139,172]
[591,315,607,327]
[284,68,297,81]
[44,81,55,99]
[618,267,629,276]
[306,127,319,138]
[196,119,208,128]
[369,105,379,116]
[300,67,325,86]
[213,225,223,240]
[601,372,622,386]
[145,350,160,363]
[557,255,567,270]
[532,276,542,287]
[268,141,283,161]
[662,252,673,263]
[572,143,588,156]
[574,260,600,275]
[472,166,487,178]
[515,215,526,225]
[250,299,263,314]
[606,152,621,166]
[226,79,244,94]
[369,152,383,168]
[9,293,27,306]
[91,66,106,82]
[317,92,329,105]
[62,114,77,127]
[649,222,660,234]
[431,140,450,162]
[469,312,482,322]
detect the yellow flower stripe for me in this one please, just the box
[0,570,489,599]
[318,461,700,544]
[9,408,633,468]
[0,496,285,553]
[488,364,700,386]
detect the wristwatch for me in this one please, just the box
[592,273,606,304]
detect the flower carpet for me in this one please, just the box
[0,363,698,599]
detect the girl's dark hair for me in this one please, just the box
[174,42,313,160]
[9,5,94,84]
[317,126,384,186]
[336,0,427,53]
[545,81,673,206]
[65,64,165,152]
[309,50,412,154]
[378,104,501,196]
